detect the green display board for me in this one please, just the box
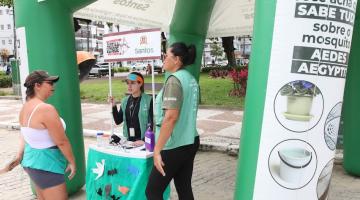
[86,147,170,200]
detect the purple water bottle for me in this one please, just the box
[145,124,154,152]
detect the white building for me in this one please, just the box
[0,6,15,64]
[75,20,134,62]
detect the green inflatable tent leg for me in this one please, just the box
[342,1,360,176]
[168,0,216,81]
[14,0,95,195]
[234,0,276,199]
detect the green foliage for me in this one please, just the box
[209,70,228,78]
[79,73,244,108]
[0,75,12,87]
[0,0,13,7]
[201,65,245,73]
[210,43,223,62]
[113,67,130,73]
[280,80,321,97]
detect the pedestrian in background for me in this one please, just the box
[5,63,11,75]
[146,63,152,75]
[146,42,200,200]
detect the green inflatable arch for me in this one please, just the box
[14,0,360,199]
[14,0,216,196]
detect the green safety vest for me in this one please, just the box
[155,69,199,150]
[21,144,67,174]
[121,93,152,139]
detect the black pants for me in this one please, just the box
[146,136,200,200]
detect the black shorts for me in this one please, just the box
[23,167,65,189]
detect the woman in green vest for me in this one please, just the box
[110,72,153,146]
[146,42,200,200]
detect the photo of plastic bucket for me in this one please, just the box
[278,148,312,183]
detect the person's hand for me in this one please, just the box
[108,95,115,106]
[8,156,21,171]
[154,152,165,176]
[65,163,76,180]
[0,157,21,174]
[132,140,144,147]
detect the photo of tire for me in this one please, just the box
[317,159,334,200]
[324,102,342,151]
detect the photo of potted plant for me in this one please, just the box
[280,80,321,121]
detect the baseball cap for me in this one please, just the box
[24,70,59,88]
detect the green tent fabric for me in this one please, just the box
[86,148,170,199]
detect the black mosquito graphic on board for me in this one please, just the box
[110,194,120,200]
[96,187,103,196]
[108,168,118,176]
[105,184,112,197]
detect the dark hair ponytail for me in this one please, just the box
[25,86,35,100]
[170,42,196,66]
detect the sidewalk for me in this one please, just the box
[0,98,242,155]
[0,129,359,200]
[0,98,359,199]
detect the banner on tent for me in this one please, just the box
[102,28,161,62]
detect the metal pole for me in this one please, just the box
[151,64,155,126]
[12,6,16,59]
[108,62,114,135]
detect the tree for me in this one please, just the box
[210,43,223,65]
[161,32,167,61]
[0,0,13,7]
[221,36,236,66]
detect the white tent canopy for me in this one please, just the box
[74,0,254,37]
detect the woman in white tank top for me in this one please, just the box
[6,70,76,200]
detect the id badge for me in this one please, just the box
[129,128,135,137]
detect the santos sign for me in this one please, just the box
[102,28,161,62]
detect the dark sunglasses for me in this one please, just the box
[43,81,54,86]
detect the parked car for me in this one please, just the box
[89,63,114,77]
[130,63,147,71]
[153,65,164,74]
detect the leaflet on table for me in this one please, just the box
[91,144,153,159]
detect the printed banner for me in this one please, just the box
[253,0,357,199]
[103,28,161,62]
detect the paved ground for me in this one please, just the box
[0,99,359,199]
[0,99,241,153]
[1,129,360,200]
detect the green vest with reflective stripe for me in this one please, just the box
[155,69,199,150]
[21,144,67,174]
[121,93,152,140]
